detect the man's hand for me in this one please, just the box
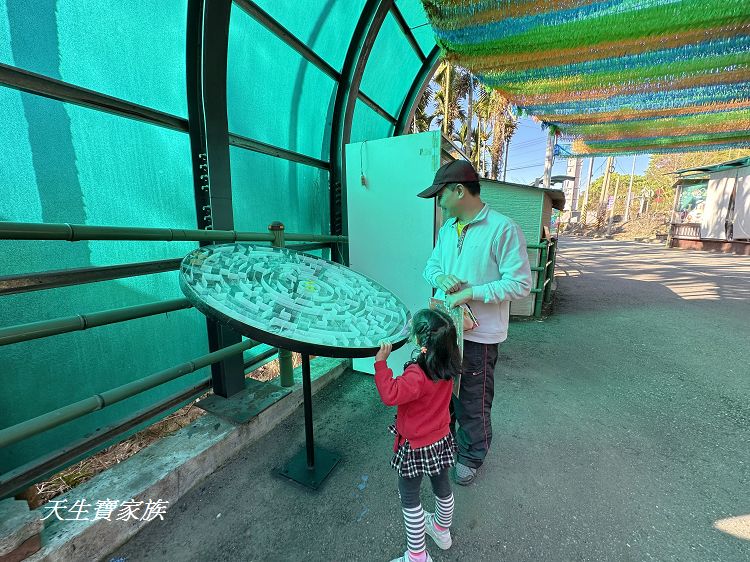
[445,287,473,308]
[435,274,467,294]
[375,341,392,362]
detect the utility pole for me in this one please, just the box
[606,177,620,236]
[442,61,450,135]
[502,137,510,182]
[599,156,614,206]
[597,156,615,228]
[624,155,636,222]
[542,131,554,189]
[466,73,474,159]
[477,122,483,175]
[581,157,595,224]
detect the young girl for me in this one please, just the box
[375,308,461,562]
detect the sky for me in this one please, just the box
[501,116,652,190]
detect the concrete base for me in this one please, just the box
[670,237,750,255]
[0,499,43,560]
[24,357,349,562]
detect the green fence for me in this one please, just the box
[0,220,343,499]
[528,239,558,318]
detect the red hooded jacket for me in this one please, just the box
[374,360,453,451]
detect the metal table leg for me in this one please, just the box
[276,354,339,489]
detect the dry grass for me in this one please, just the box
[20,352,302,509]
[564,213,670,241]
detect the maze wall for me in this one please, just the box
[180,244,411,356]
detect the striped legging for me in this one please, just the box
[398,469,454,552]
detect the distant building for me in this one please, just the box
[669,156,750,255]
[562,158,582,212]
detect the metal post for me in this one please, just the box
[276,353,340,489]
[581,157,594,224]
[542,132,554,189]
[502,137,510,182]
[544,241,557,304]
[597,156,614,228]
[625,155,636,222]
[270,221,295,388]
[186,0,245,398]
[606,178,620,236]
[302,354,315,468]
[534,242,549,318]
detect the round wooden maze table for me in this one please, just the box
[180,243,410,489]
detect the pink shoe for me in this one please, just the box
[424,511,452,550]
[388,550,434,562]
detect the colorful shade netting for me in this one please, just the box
[422,0,750,157]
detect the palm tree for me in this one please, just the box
[432,61,467,137]
[455,121,475,158]
[412,64,518,180]
[411,85,435,133]
[474,86,517,180]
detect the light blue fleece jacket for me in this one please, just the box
[423,204,532,344]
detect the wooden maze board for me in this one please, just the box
[180,243,411,358]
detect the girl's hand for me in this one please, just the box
[375,342,392,362]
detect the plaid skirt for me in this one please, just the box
[388,422,457,479]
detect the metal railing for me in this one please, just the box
[528,239,557,318]
[0,220,347,498]
[670,222,701,240]
[0,339,259,450]
[2,221,559,495]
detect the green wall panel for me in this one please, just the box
[350,99,393,145]
[394,0,435,56]
[0,0,188,117]
[360,12,422,117]
[250,0,367,72]
[0,86,206,475]
[227,5,337,162]
[230,147,329,236]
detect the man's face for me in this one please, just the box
[437,184,461,218]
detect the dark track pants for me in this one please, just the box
[451,339,499,469]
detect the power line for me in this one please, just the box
[509,140,547,150]
[508,157,547,167]
[505,162,546,172]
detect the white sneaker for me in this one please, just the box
[424,512,452,550]
[389,550,434,562]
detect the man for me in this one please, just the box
[419,159,532,485]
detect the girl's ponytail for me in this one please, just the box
[410,309,462,381]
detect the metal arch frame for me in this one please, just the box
[394,45,441,136]
[234,0,397,128]
[0,2,415,183]
[329,0,395,264]
[0,63,332,168]
[186,0,246,398]
[0,62,190,132]
[233,0,340,82]
[390,3,426,63]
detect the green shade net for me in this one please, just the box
[0,0,438,481]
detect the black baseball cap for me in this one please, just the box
[417,159,479,198]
